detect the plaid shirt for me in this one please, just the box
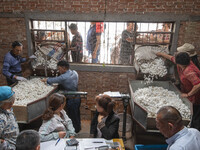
[71,32,83,53]
[171,57,200,104]
[0,108,19,150]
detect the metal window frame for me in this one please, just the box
[30,20,175,66]
[23,12,187,73]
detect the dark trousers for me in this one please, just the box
[66,97,81,133]
[6,72,22,86]
[191,104,200,131]
[71,51,83,63]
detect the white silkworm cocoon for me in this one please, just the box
[32,50,57,70]
[13,78,54,106]
[134,86,191,119]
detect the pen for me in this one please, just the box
[92,141,103,143]
[55,138,60,146]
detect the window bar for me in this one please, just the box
[112,22,117,64]
[148,23,150,43]
[83,22,86,62]
[76,21,78,62]
[45,21,47,30]
[131,22,137,64]
[169,22,174,49]
[65,21,68,61]
[155,23,158,43]
[83,22,86,63]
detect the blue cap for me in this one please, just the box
[0,86,15,101]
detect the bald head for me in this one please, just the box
[157,106,183,127]
[156,106,184,138]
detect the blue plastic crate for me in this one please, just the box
[135,144,168,150]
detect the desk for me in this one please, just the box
[40,138,125,150]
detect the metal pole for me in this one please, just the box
[45,55,48,77]
[122,96,130,142]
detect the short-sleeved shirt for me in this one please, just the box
[171,57,200,104]
[47,69,78,91]
[71,32,83,54]
[3,51,26,79]
[120,30,135,64]
[86,24,101,52]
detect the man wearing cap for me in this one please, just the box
[177,43,200,69]
[0,86,19,150]
[156,51,200,131]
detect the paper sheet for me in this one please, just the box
[103,91,121,97]
[41,138,110,150]
[40,139,66,150]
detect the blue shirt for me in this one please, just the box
[47,69,78,91]
[86,24,101,52]
[166,127,200,150]
[3,51,26,78]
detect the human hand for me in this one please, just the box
[58,131,66,138]
[92,51,97,59]
[0,139,4,144]
[41,78,47,83]
[98,115,104,123]
[15,76,27,81]
[181,93,189,98]
[126,37,134,42]
[29,55,37,59]
[69,136,75,139]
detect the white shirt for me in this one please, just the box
[166,127,200,150]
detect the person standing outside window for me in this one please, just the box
[86,22,102,63]
[120,22,135,65]
[68,23,83,63]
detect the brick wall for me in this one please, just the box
[78,71,136,119]
[0,0,200,15]
[178,21,200,51]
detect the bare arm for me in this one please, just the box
[92,35,101,59]
[181,83,200,98]
[156,52,173,62]
[126,37,134,42]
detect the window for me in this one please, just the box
[31,21,174,66]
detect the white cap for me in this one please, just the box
[177,43,197,57]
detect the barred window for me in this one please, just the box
[31,21,173,66]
